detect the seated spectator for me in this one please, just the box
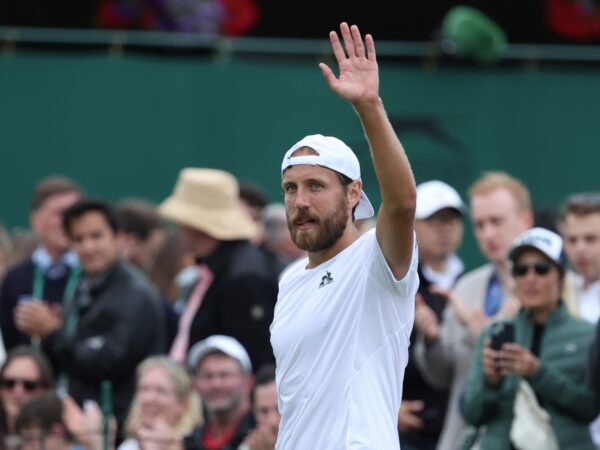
[0,345,54,438]
[15,392,111,450]
[0,175,83,351]
[13,199,167,435]
[118,356,203,450]
[158,169,278,370]
[184,335,255,450]
[240,363,278,450]
[461,227,599,449]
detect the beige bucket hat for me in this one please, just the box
[158,168,256,240]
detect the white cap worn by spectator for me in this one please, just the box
[508,227,564,266]
[187,334,253,373]
[415,180,466,219]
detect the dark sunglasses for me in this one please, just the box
[512,262,553,277]
[0,377,42,392]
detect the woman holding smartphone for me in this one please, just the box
[461,227,599,450]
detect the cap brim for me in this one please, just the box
[355,190,375,220]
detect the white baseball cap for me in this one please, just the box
[415,180,465,220]
[281,134,375,220]
[187,335,252,373]
[508,227,564,266]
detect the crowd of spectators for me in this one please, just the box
[1,166,600,449]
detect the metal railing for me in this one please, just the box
[3,26,600,64]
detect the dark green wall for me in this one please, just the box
[1,50,599,269]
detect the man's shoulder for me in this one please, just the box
[4,258,35,280]
[455,263,494,289]
[111,260,161,299]
[225,241,280,281]
[1,258,35,290]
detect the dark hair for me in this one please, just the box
[30,175,83,212]
[148,228,190,302]
[254,363,276,391]
[14,392,74,442]
[0,346,55,435]
[62,198,120,238]
[0,346,54,390]
[560,192,600,220]
[116,198,163,241]
[238,180,269,210]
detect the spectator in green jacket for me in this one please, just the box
[462,227,599,450]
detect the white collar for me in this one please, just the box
[31,246,79,272]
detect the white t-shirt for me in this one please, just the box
[271,229,419,450]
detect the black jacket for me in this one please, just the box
[402,265,459,438]
[0,258,74,350]
[42,260,167,427]
[188,240,279,372]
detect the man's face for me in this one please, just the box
[282,164,359,252]
[30,191,81,256]
[470,188,532,265]
[561,212,600,285]
[178,225,218,259]
[415,208,464,263]
[194,353,249,416]
[69,211,119,276]
[254,381,280,435]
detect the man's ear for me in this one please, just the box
[348,180,362,209]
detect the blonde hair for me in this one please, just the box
[468,171,532,212]
[125,356,203,438]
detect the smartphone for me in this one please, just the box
[490,322,514,351]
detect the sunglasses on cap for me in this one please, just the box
[0,377,42,392]
[512,262,553,278]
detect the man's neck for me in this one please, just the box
[307,225,361,269]
[44,245,67,261]
[493,259,511,286]
[421,255,448,273]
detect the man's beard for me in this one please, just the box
[204,390,243,416]
[287,198,349,252]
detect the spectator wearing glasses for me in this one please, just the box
[461,227,599,449]
[0,346,54,437]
